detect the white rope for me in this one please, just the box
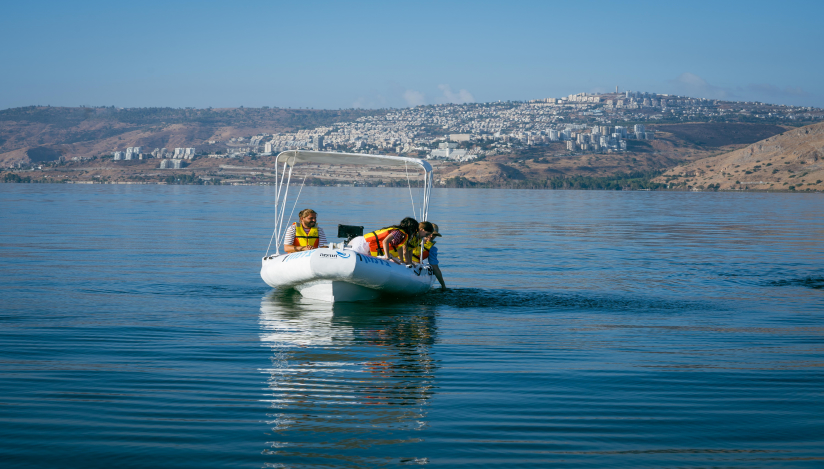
[265,221,278,257]
[273,160,290,254]
[286,172,309,231]
[276,159,295,248]
[422,171,430,221]
[419,168,426,221]
[405,160,416,219]
[265,158,284,256]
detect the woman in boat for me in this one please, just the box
[350,218,428,264]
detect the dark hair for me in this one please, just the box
[298,209,317,218]
[399,217,419,236]
[418,221,434,233]
[382,217,418,235]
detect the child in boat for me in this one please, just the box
[411,223,446,289]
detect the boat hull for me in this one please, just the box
[261,248,433,302]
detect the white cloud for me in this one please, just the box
[437,84,474,104]
[403,89,426,106]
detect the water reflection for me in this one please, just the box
[259,291,439,467]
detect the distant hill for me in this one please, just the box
[647,123,789,148]
[0,106,384,165]
[655,122,824,191]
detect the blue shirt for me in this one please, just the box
[427,245,439,265]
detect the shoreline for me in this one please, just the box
[1,179,819,193]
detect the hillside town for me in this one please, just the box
[3,90,821,171]
[2,90,823,193]
[189,91,823,162]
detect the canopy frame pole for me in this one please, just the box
[265,150,435,256]
[405,161,416,220]
[421,170,432,222]
[267,156,292,256]
[286,172,309,237]
[275,157,295,254]
[265,157,285,257]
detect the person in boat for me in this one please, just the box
[283,208,327,253]
[410,223,446,289]
[350,217,427,264]
[396,220,435,264]
[402,220,435,264]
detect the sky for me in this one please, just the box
[1,0,823,110]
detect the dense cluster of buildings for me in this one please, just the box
[112,147,143,160]
[262,129,332,154]
[159,159,186,169]
[112,147,196,161]
[111,146,195,168]
[242,92,681,158]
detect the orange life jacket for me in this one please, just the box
[292,222,319,248]
[364,227,407,257]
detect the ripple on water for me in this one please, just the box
[2,185,824,468]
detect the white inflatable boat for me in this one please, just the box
[260,150,435,302]
[261,248,434,302]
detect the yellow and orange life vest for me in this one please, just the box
[410,238,435,263]
[364,227,408,257]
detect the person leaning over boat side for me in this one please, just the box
[352,217,419,264]
[411,223,447,289]
[392,218,432,264]
[283,208,327,253]
[403,221,435,264]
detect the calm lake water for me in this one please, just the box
[1,184,823,468]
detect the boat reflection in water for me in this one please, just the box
[259,290,438,467]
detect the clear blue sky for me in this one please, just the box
[2,0,822,109]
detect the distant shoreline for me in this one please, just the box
[1,179,818,193]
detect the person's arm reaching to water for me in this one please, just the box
[428,245,446,289]
[431,265,446,289]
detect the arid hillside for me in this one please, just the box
[654,122,824,191]
[0,106,384,166]
[438,123,791,185]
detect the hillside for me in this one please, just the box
[437,123,791,185]
[0,106,384,166]
[1,109,805,189]
[654,122,824,191]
